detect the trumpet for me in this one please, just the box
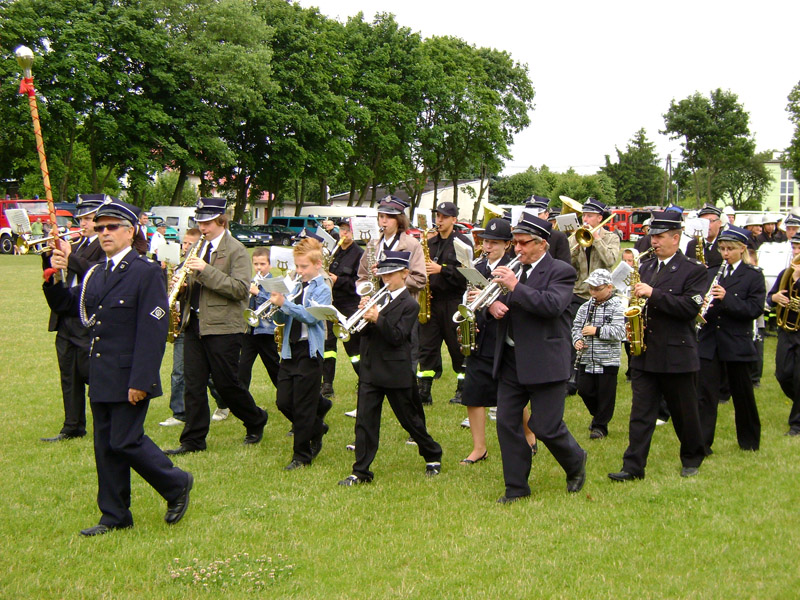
[453,256,522,323]
[16,229,84,254]
[573,214,615,248]
[333,285,393,341]
[243,275,301,327]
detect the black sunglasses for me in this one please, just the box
[95,223,130,233]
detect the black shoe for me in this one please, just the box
[243,419,266,445]
[164,445,203,456]
[338,474,369,486]
[165,472,193,524]
[80,522,132,537]
[680,467,699,478]
[496,494,529,505]
[345,441,356,451]
[567,450,587,493]
[425,462,441,477]
[310,423,329,459]
[41,432,85,442]
[284,459,309,471]
[608,470,642,482]
[589,428,606,440]
[449,379,464,404]
[786,429,800,437]
[321,382,334,398]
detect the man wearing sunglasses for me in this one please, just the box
[43,198,192,536]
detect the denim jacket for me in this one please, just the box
[249,275,276,335]
[278,274,330,359]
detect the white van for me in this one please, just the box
[149,206,197,237]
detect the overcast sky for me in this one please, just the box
[299,0,800,175]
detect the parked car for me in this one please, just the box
[145,215,180,241]
[229,222,272,247]
[267,215,323,234]
[252,223,295,246]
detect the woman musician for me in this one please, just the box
[768,232,800,437]
[697,225,765,452]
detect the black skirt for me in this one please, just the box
[461,354,498,407]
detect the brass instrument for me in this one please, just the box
[776,255,800,331]
[693,227,706,265]
[623,247,654,356]
[473,201,505,256]
[418,215,433,324]
[453,255,522,323]
[323,238,344,272]
[360,230,380,297]
[16,229,84,254]
[574,214,615,248]
[273,260,290,349]
[696,263,726,328]
[457,285,478,356]
[166,239,207,343]
[252,274,302,328]
[334,285,393,341]
[557,195,584,232]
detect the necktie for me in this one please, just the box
[519,264,531,284]
[104,259,112,282]
[289,282,309,342]
[204,243,212,264]
[726,264,733,279]
[656,261,663,274]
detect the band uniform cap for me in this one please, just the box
[665,203,684,215]
[524,196,550,214]
[791,233,800,245]
[94,198,138,226]
[478,218,512,241]
[194,197,227,222]
[745,214,763,226]
[377,195,409,215]
[377,250,410,274]
[648,211,683,235]
[74,194,109,218]
[584,268,613,287]
[336,218,351,227]
[512,211,552,239]
[697,204,722,218]
[717,225,750,245]
[784,214,800,228]
[547,208,560,220]
[502,210,513,222]
[297,228,324,243]
[581,198,607,215]
[434,201,458,217]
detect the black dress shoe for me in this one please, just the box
[608,470,643,482]
[164,446,203,456]
[79,523,132,537]
[243,424,266,445]
[284,459,309,471]
[310,423,329,459]
[425,462,441,477]
[165,472,193,524]
[567,450,587,493]
[496,494,529,505]
[41,432,85,442]
[680,467,699,478]
[338,474,370,486]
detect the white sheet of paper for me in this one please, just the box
[457,267,491,288]
[5,208,31,234]
[510,206,525,227]
[556,213,580,234]
[306,304,347,323]
[157,241,181,265]
[453,237,474,268]
[350,216,381,243]
[260,275,294,294]
[270,246,295,273]
[684,217,710,239]
[315,226,338,253]
[611,261,633,293]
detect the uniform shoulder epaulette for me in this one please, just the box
[137,255,156,264]
[686,257,703,265]
[745,263,762,272]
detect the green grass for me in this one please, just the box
[1,253,799,599]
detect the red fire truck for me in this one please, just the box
[607,208,654,242]
[0,198,76,253]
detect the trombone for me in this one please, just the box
[16,229,84,254]
[573,214,615,248]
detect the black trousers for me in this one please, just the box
[322,317,361,384]
[180,318,268,451]
[622,369,705,477]
[238,332,280,389]
[55,318,90,435]
[775,329,800,432]
[418,296,464,377]
[92,399,188,528]
[577,365,619,435]
[497,347,584,498]
[699,354,760,451]
[276,341,324,464]
[352,382,442,481]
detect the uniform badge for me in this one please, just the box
[197,199,204,209]
[150,306,166,320]
[692,294,703,305]
[490,223,496,230]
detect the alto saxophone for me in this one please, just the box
[418,225,434,324]
[623,247,654,356]
[166,240,207,343]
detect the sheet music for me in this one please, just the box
[157,241,181,265]
[611,261,633,293]
[350,216,380,243]
[510,206,525,226]
[5,209,31,234]
[453,237,474,268]
[270,246,295,272]
[457,267,491,288]
[306,304,347,323]
[259,275,294,294]
[684,217,710,239]
[556,213,580,234]
[315,226,338,253]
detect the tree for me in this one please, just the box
[785,81,800,177]
[718,150,772,210]
[601,128,665,206]
[489,166,615,208]
[662,89,756,207]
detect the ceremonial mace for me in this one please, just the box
[16,45,63,281]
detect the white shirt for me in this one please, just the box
[149,230,166,257]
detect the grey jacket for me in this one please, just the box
[569,229,620,300]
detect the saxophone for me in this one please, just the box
[623,247,654,356]
[418,222,434,324]
[694,230,706,265]
[166,239,207,343]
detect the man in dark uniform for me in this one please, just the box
[322,219,364,398]
[489,212,587,502]
[524,195,570,263]
[608,211,707,481]
[756,215,786,245]
[43,199,192,536]
[417,201,473,405]
[686,204,724,268]
[41,194,106,442]
[634,218,653,254]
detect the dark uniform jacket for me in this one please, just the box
[697,262,765,362]
[427,231,472,301]
[43,247,168,403]
[44,236,105,332]
[630,251,706,373]
[686,236,723,268]
[473,254,511,358]
[493,252,576,385]
[548,229,570,264]
[634,234,652,254]
[359,289,419,389]
[757,230,787,245]
[329,241,364,312]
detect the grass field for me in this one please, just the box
[1,253,799,599]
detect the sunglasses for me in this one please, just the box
[95,223,130,233]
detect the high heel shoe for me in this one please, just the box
[460,451,488,465]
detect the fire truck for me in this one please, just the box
[607,207,655,242]
[0,198,76,253]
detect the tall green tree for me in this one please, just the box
[490,166,615,207]
[718,150,771,210]
[785,80,800,177]
[601,128,664,206]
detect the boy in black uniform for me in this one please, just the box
[418,201,473,405]
[339,251,443,485]
[322,219,364,397]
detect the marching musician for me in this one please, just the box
[270,238,331,470]
[322,219,364,398]
[524,195,570,263]
[338,250,443,485]
[768,233,800,437]
[417,201,472,405]
[43,198,192,536]
[40,194,105,442]
[489,212,587,502]
[757,215,786,245]
[608,211,707,481]
[686,205,724,268]
[697,225,765,453]
[164,197,268,456]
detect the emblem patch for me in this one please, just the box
[490,223,497,230]
[692,294,703,305]
[150,306,166,320]
[197,199,204,209]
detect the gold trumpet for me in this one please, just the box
[16,229,84,254]
[776,254,800,331]
[574,214,615,248]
